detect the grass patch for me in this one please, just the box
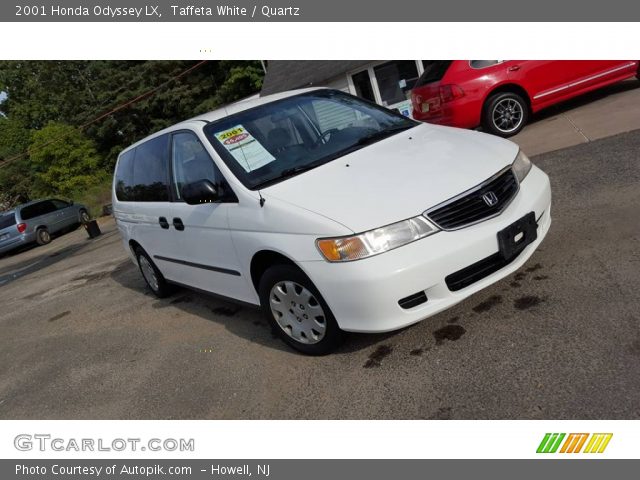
[70,176,112,219]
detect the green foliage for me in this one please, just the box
[0,60,264,211]
[0,117,32,206]
[28,122,105,198]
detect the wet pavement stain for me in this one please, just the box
[514,295,543,310]
[472,295,502,313]
[433,325,466,345]
[72,270,112,283]
[526,263,543,273]
[252,320,266,327]
[48,311,71,322]
[210,305,241,317]
[533,275,549,281]
[514,272,526,281]
[510,281,521,288]
[170,295,192,304]
[429,406,452,419]
[363,344,393,368]
[447,316,459,324]
[410,348,424,356]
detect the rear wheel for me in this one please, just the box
[135,248,171,298]
[79,209,90,224]
[35,227,51,246]
[482,92,529,137]
[258,264,343,355]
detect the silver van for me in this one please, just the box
[0,199,90,255]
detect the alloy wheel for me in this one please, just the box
[492,98,524,134]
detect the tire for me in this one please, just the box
[135,247,172,298]
[482,91,529,137]
[35,227,51,246]
[79,209,90,224]
[258,264,344,355]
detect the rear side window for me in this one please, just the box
[115,149,135,201]
[0,212,16,229]
[469,60,503,69]
[20,201,55,220]
[115,134,170,202]
[415,61,453,87]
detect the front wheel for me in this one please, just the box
[258,265,343,355]
[482,92,529,137]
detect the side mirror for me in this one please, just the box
[181,179,219,205]
[69,200,74,205]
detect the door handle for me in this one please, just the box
[508,65,521,72]
[172,218,185,231]
[158,217,170,229]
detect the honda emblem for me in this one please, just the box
[482,191,499,206]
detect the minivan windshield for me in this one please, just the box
[203,90,418,189]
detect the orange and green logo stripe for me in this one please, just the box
[537,433,612,453]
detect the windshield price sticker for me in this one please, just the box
[214,125,275,172]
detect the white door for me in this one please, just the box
[115,134,186,282]
[163,130,250,301]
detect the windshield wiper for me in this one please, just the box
[252,162,324,189]
[354,124,415,146]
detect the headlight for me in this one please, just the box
[512,150,532,183]
[316,216,439,262]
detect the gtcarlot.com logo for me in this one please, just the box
[536,433,613,454]
[14,434,195,452]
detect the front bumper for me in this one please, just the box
[299,165,552,333]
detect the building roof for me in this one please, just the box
[260,61,373,95]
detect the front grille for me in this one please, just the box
[425,168,518,230]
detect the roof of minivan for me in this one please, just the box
[121,87,326,154]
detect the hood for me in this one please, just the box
[262,123,520,233]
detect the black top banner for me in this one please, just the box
[5,0,640,21]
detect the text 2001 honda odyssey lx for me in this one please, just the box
[113,88,551,354]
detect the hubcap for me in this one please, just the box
[492,98,524,133]
[40,230,50,242]
[81,212,90,223]
[139,256,159,292]
[269,281,327,344]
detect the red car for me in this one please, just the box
[411,60,640,137]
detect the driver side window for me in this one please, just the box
[171,131,224,201]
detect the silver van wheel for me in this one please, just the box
[269,281,327,344]
[80,210,90,224]
[139,255,159,292]
[36,228,51,245]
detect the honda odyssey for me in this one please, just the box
[112,88,552,354]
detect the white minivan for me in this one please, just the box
[113,88,551,354]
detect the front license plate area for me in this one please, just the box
[498,212,537,260]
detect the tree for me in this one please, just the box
[0,60,265,206]
[0,117,32,205]
[28,122,105,198]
